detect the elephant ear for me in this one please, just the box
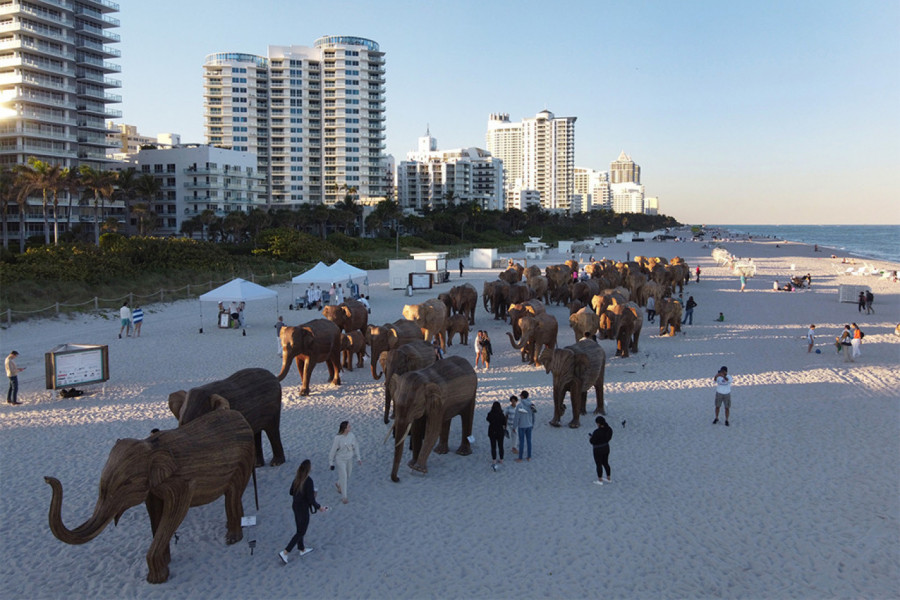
[168,391,187,419]
[388,375,399,400]
[149,449,178,489]
[424,382,442,416]
[209,393,231,411]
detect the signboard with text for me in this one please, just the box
[45,344,109,389]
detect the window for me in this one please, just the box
[290,127,303,133]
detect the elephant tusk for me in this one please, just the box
[382,424,395,445]
[394,422,412,448]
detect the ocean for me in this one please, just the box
[714,225,900,264]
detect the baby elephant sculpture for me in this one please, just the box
[340,330,367,371]
[45,408,255,584]
[168,367,285,467]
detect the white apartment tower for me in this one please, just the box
[573,167,611,212]
[203,36,387,208]
[398,130,503,212]
[0,0,121,243]
[486,110,576,212]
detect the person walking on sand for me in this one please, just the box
[590,415,613,485]
[486,401,507,470]
[865,290,874,314]
[279,459,327,564]
[504,395,519,454]
[857,291,866,313]
[682,296,697,325]
[646,295,656,324]
[118,301,131,338]
[335,283,345,304]
[275,316,286,355]
[806,324,816,353]
[6,350,25,405]
[739,274,746,292]
[850,323,863,360]
[459,259,464,278]
[514,391,535,461]
[328,421,362,505]
[838,325,853,363]
[482,332,493,370]
[474,330,485,369]
[131,305,143,337]
[712,366,732,426]
[695,266,701,282]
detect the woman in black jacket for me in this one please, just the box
[486,401,507,469]
[589,416,613,485]
[279,459,328,564]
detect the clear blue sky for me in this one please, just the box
[117,0,899,225]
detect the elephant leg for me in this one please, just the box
[408,417,425,466]
[300,358,313,396]
[434,419,451,454]
[145,496,170,569]
[456,403,474,455]
[329,358,342,386]
[223,478,246,545]
[549,387,563,427]
[144,482,191,584]
[567,388,583,428]
[266,425,286,466]
[356,352,365,368]
[253,431,265,467]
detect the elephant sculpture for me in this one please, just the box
[277,318,342,395]
[569,306,600,342]
[321,298,368,334]
[340,330,367,371]
[640,280,664,307]
[524,265,542,280]
[507,281,533,305]
[448,283,478,325]
[168,367,284,467]
[403,298,449,349]
[45,407,254,584]
[367,319,424,379]
[483,279,510,320]
[445,313,470,346]
[507,312,558,366]
[539,339,607,428]
[597,303,640,357]
[498,267,522,284]
[507,299,546,341]
[380,340,437,423]
[657,297,683,336]
[526,275,550,304]
[545,264,573,293]
[571,279,602,304]
[388,356,476,482]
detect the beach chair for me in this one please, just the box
[844,267,855,275]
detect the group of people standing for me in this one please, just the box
[118,301,144,338]
[485,390,534,469]
[474,330,493,370]
[837,323,864,362]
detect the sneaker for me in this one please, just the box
[594,480,604,485]
[604,478,612,484]
[725,420,730,427]
[278,550,289,564]
[712,418,719,424]
[341,498,349,504]
[299,547,314,557]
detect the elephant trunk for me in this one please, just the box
[371,347,383,380]
[45,476,115,545]
[276,351,291,382]
[506,331,527,350]
[383,383,392,425]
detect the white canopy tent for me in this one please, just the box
[198,278,278,333]
[291,261,333,308]
[327,259,369,298]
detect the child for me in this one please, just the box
[504,395,519,454]
[716,312,724,322]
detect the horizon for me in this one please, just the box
[116,1,899,226]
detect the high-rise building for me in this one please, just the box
[106,123,179,160]
[574,167,611,212]
[203,36,387,208]
[611,182,645,213]
[610,150,640,184]
[0,0,122,241]
[397,130,503,212]
[486,110,576,212]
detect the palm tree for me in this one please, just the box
[16,158,65,245]
[134,174,161,236]
[79,166,117,245]
[0,166,18,250]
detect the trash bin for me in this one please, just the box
[406,285,413,297]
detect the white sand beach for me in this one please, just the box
[1,237,898,599]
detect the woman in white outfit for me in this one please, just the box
[328,420,362,504]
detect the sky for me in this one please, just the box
[116,0,900,225]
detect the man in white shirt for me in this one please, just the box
[713,366,732,426]
[118,301,132,338]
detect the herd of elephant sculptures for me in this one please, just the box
[44,255,691,584]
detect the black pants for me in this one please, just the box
[285,504,310,552]
[7,376,18,403]
[489,433,504,461]
[647,309,656,322]
[593,445,610,479]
